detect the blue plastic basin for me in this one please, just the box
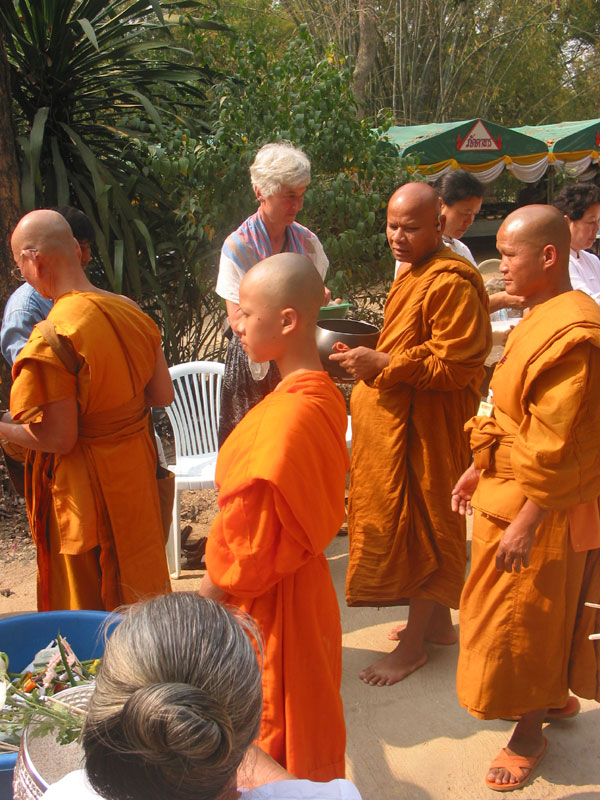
[0,610,119,799]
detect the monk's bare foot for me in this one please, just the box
[359,645,428,686]
[386,622,458,645]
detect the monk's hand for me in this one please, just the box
[495,499,546,573]
[329,347,390,380]
[495,521,536,574]
[451,463,481,515]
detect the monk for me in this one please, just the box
[1,210,173,611]
[453,205,600,791]
[199,253,349,781]
[330,182,491,686]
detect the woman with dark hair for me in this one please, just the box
[43,593,361,800]
[434,170,484,266]
[553,182,600,304]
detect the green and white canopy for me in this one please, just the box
[513,119,600,179]
[385,119,548,183]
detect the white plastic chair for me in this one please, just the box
[346,415,352,457]
[163,361,224,578]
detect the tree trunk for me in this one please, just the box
[0,29,23,403]
[352,1,378,118]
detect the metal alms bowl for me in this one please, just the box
[316,318,380,380]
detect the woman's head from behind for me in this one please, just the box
[83,593,262,800]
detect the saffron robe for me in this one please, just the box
[206,371,349,781]
[10,291,171,611]
[346,247,492,607]
[458,291,600,719]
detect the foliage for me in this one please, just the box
[0,0,226,307]
[0,637,96,749]
[281,0,600,127]
[148,24,416,340]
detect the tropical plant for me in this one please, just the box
[0,0,226,310]
[148,24,416,339]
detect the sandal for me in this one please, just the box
[485,737,547,792]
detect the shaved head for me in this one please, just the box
[500,205,571,263]
[241,252,324,324]
[496,204,572,305]
[389,181,441,216]
[11,209,91,299]
[386,182,443,266]
[11,209,80,265]
[236,253,326,374]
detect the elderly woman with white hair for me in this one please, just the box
[216,142,330,446]
[43,593,362,799]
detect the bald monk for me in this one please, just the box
[199,253,349,781]
[330,183,491,685]
[452,205,600,791]
[1,210,173,610]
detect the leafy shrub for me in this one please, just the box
[147,24,419,347]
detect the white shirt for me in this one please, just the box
[43,769,363,800]
[568,248,600,304]
[445,236,477,267]
[394,236,477,277]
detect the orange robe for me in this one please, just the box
[10,291,171,611]
[206,370,349,781]
[346,247,491,607]
[458,291,600,719]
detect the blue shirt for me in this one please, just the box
[1,283,53,368]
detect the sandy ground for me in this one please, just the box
[1,505,599,798]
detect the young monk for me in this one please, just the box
[199,253,350,782]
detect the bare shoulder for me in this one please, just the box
[93,287,141,310]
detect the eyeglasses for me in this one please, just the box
[12,248,37,282]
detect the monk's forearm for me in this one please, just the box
[514,498,548,530]
[371,348,483,392]
[488,291,527,313]
[0,396,78,454]
[0,419,71,454]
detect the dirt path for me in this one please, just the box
[1,495,599,798]
[0,489,216,613]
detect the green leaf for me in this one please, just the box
[22,107,50,210]
[113,240,124,293]
[133,219,157,275]
[50,137,70,205]
[77,18,99,51]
